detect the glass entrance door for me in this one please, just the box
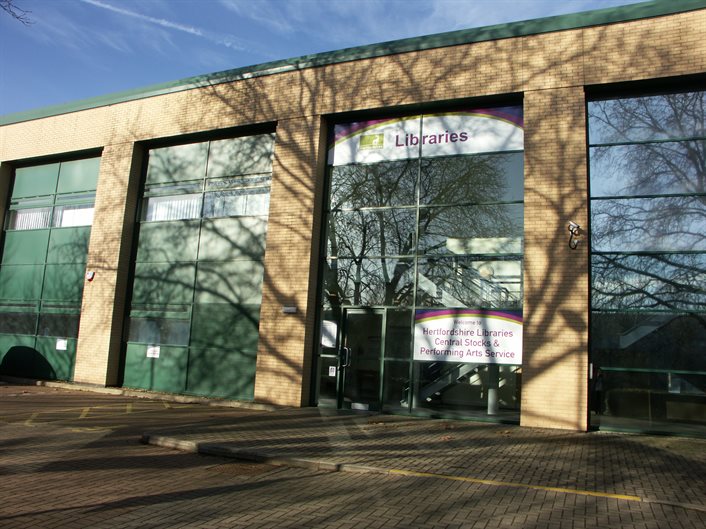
[339,309,383,411]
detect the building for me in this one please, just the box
[1,0,704,435]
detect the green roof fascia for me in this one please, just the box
[2,0,706,126]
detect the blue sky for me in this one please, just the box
[0,0,646,117]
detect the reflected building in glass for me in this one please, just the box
[317,110,524,420]
[588,91,706,434]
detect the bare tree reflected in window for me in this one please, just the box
[324,153,523,310]
[589,90,706,431]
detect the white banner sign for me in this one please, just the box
[413,309,522,365]
[329,108,523,166]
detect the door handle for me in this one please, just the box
[341,347,351,368]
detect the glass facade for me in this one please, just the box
[317,109,524,420]
[0,157,100,380]
[123,133,275,399]
[588,90,706,435]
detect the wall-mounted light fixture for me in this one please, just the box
[568,221,584,250]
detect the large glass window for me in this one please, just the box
[318,108,524,420]
[0,157,100,381]
[124,133,275,400]
[589,90,706,435]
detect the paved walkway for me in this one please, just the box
[143,407,706,513]
[2,381,705,528]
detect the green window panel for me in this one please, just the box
[206,134,275,179]
[198,217,267,261]
[34,337,76,380]
[194,260,264,305]
[185,346,256,399]
[56,158,100,194]
[135,220,200,263]
[0,265,44,300]
[46,227,91,264]
[0,334,35,356]
[42,264,85,302]
[132,262,197,305]
[1,230,50,265]
[189,303,260,350]
[12,163,60,199]
[146,143,208,185]
[122,343,188,393]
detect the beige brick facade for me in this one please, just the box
[1,5,705,429]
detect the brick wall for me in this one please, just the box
[1,8,704,428]
[73,143,143,386]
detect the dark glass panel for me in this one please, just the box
[591,254,706,312]
[317,355,339,408]
[590,141,705,197]
[326,208,417,258]
[322,258,414,307]
[416,256,522,310]
[591,311,706,372]
[382,360,411,411]
[385,309,413,359]
[412,362,521,414]
[591,196,706,252]
[418,204,523,255]
[329,160,417,209]
[37,312,80,338]
[591,311,706,427]
[419,153,523,205]
[588,91,706,145]
[0,306,36,334]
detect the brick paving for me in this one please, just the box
[145,408,706,509]
[1,382,705,528]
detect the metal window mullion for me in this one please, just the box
[590,193,706,201]
[588,135,706,148]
